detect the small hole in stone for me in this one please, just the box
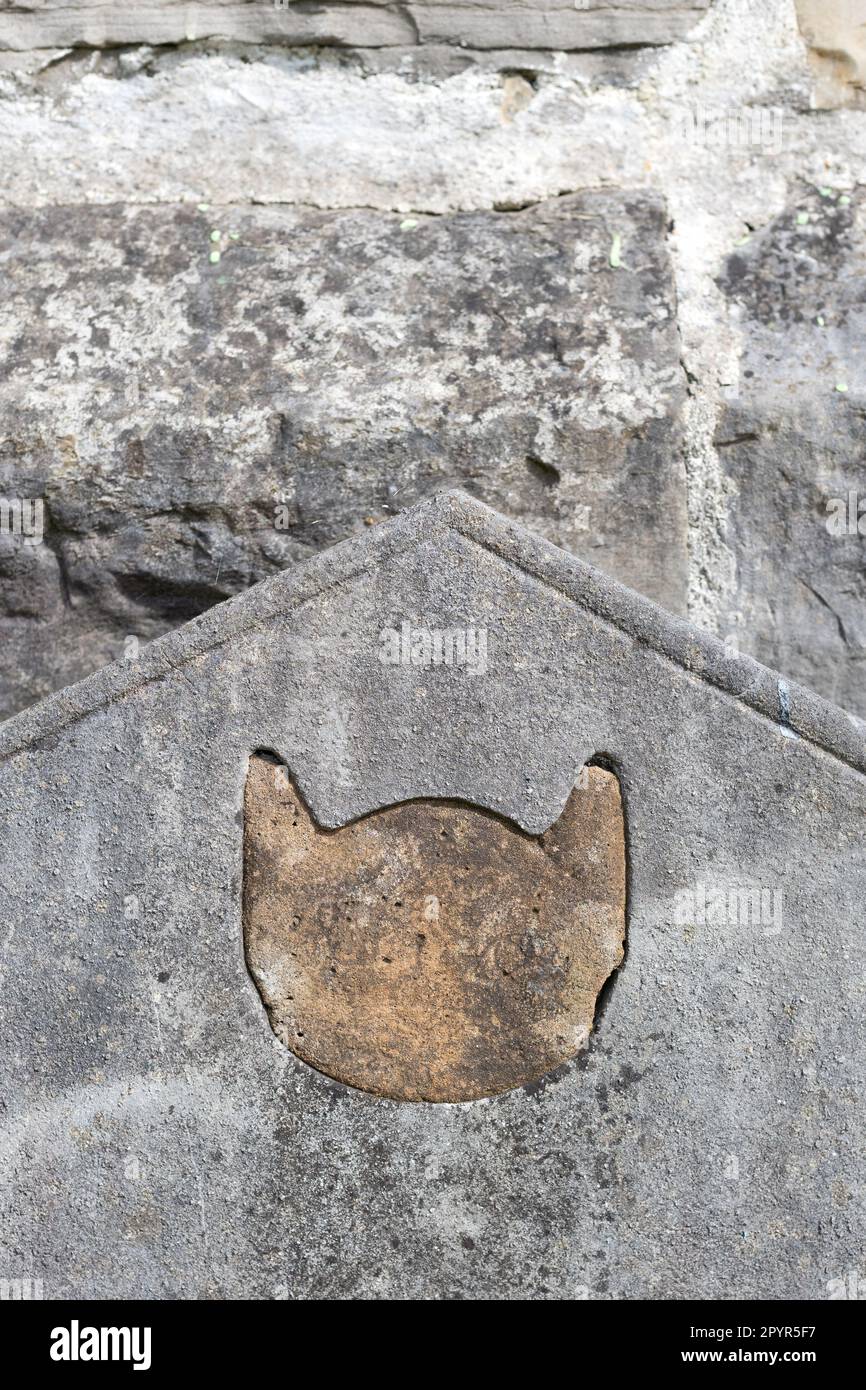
[525,454,560,487]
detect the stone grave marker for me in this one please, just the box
[0,491,863,1299]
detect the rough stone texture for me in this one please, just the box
[243,755,626,1102]
[0,1,713,53]
[0,193,687,722]
[409,0,713,50]
[0,492,863,1300]
[0,0,865,720]
[795,0,866,109]
[0,45,679,208]
[714,182,866,714]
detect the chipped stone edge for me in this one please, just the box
[1,488,864,776]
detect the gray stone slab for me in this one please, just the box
[715,182,866,718]
[0,1,713,54]
[0,491,863,1300]
[409,0,713,50]
[0,193,687,721]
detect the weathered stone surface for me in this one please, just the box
[0,2,416,51]
[0,193,687,722]
[2,0,865,735]
[0,46,662,208]
[243,755,625,1101]
[715,182,866,716]
[795,0,866,109]
[0,1,713,54]
[0,493,863,1300]
[409,0,713,51]
[339,43,654,82]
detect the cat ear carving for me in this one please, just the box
[243,755,626,1102]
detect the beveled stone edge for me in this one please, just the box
[1,488,864,776]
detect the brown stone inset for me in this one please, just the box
[242,755,626,1102]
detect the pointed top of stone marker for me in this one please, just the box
[1,487,863,786]
[1,487,864,1301]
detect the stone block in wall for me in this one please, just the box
[0,192,687,720]
[0,0,714,54]
[715,182,866,717]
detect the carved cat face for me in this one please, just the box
[243,754,626,1102]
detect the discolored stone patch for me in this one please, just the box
[242,754,626,1102]
[795,0,866,109]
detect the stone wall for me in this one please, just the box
[1,0,865,719]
